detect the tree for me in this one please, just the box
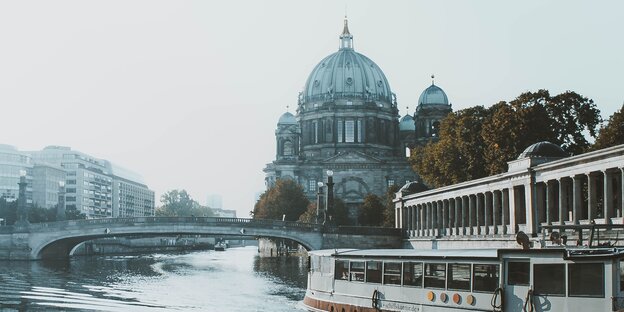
[65,204,86,220]
[298,202,318,223]
[28,204,56,223]
[253,179,309,221]
[358,194,384,226]
[593,104,624,150]
[383,185,401,227]
[411,89,602,187]
[156,189,214,217]
[331,198,350,226]
[0,197,17,225]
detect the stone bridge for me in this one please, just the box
[0,217,402,260]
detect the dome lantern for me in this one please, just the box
[339,17,353,50]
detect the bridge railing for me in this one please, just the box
[21,217,324,232]
[6,217,401,237]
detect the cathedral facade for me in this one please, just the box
[264,19,452,217]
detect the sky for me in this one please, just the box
[1,1,623,219]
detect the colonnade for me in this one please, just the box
[396,145,624,238]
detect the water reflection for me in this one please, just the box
[0,247,307,311]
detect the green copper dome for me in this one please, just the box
[301,19,392,104]
[418,84,449,106]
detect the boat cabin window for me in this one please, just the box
[335,260,349,280]
[383,262,402,285]
[507,261,530,286]
[568,263,604,298]
[424,263,446,289]
[534,264,565,296]
[448,263,471,291]
[403,262,423,287]
[350,261,365,282]
[473,264,500,292]
[366,261,382,283]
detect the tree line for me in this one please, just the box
[411,89,623,188]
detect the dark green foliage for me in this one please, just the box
[253,179,309,221]
[593,104,624,150]
[156,189,214,217]
[358,194,384,226]
[411,90,602,187]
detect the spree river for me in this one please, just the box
[0,247,308,311]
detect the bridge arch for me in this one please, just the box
[28,217,323,260]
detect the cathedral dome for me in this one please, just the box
[399,114,415,131]
[418,83,449,106]
[278,112,297,125]
[518,141,567,159]
[301,19,392,104]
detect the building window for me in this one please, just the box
[568,263,604,297]
[308,179,316,192]
[283,141,293,156]
[357,119,363,142]
[387,179,395,187]
[345,120,355,142]
[337,120,344,143]
[534,264,565,296]
[313,121,318,144]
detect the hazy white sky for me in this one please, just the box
[1,1,622,218]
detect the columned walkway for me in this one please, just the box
[396,144,624,238]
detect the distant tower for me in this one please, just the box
[414,75,452,145]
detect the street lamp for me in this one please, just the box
[316,182,324,224]
[325,170,334,225]
[16,169,29,226]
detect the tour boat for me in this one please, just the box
[303,245,624,312]
[214,242,227,251]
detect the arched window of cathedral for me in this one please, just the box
[283,141,294,156]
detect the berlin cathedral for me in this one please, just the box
[264,18,452,216]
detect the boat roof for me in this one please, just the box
[309,247,624,260]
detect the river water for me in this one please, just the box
[0,247,308,311]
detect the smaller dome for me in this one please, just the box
[399,115,415,131]
[518,141,567,159]
[418,84,449,106]
[399,181,429,196]
[278,112,297,125]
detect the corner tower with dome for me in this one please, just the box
[264,19,419,221]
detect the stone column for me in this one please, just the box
[525,182,536,235]
[441,200,448,236]
[588,173,598,221]
[413,205,419,235]
[396,207,401,228]
[427,202,433,236]
[546,180,556,225]
[485,192,492,235]
[573,175,583,223]
[449,199,455,235]
[493,190,501,234]
[461,196,470,235]
[604,170,614,223]
[407,206,413,233]
[508,187,517,234]
[502,189,510,234]
[621,168,624,218]
[558,178,568,224]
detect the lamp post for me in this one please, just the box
[316,182,324,224]
[325,170,334,225]
[57,181,66,221]
[16,169,29,226]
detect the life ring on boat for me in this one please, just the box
[371,289,381,311]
